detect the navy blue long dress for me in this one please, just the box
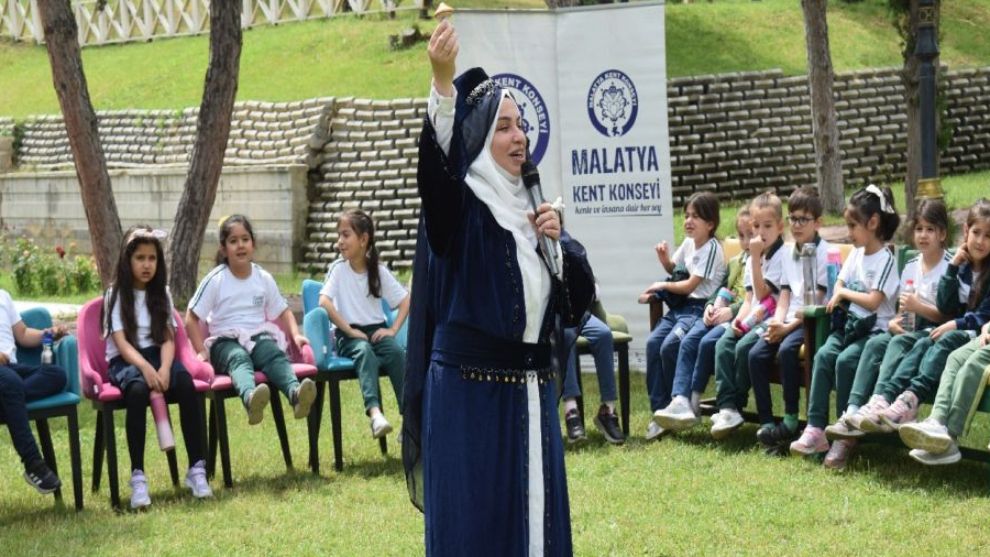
[402,68,594,557]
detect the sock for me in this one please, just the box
[846,404,859,416]
[783,413,799,432]
[602,401,615,414]
[564,398,578,414]
[760,422,775,431]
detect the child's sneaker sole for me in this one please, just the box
[247,384,271,425]
[293,379,317,419]
[654,412,700,432]
[899,423,953,454]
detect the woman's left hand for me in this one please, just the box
[530,203,561,241]
[294,334,310,349]
[371,328,396,343]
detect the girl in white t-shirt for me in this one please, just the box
[186,215,316,427]
[103,226,211,509]
[791,185,901,460]
[319,210,409,438]
[638,191,726,440]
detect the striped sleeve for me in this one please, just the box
[873,253,899,300]
[188,265,224,320]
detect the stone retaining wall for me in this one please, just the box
[3,65,989,273]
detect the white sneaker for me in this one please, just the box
[899,417,953,453]
[245,384,271,426]
[645,420,666,441]
[654,396,700,431]
[370,414,393,439]
[185,460,213,499]
[909,442,961,466]
[711,408,743,439]
[130,470,151,510]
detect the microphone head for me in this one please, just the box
[520,161,540,189]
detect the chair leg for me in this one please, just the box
[67,407,84,511]
[166,450,179,487]
[617,345,630,436]
[92,410,105,492]
[102,408,121,510]
[270,392,293,471]
[214,398,233,488]
[329,379,345,472]
[575,354,585,429]
[378,399,388,456]
[308,381,326,475]
[207,401,218,479]
[35,418,61,504]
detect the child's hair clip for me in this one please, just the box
[218,215,230,228]
[126,228,168,245]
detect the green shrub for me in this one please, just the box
[5,236,99,297]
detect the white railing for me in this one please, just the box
[1,0,420,47]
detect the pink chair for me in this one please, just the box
[196,317,317,487]
[77,298,213,510]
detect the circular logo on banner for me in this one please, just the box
[492,73,551,165]
[587,69,639,137]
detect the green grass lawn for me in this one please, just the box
[4,376,990,555]
[1,0,989,118]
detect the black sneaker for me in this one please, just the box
[24,460,61,495]
[593,405,626,445]
[564,410,586,444]
[757,422,799,449]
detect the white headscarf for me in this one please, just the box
[463,92,550,343]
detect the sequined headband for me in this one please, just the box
[466,79,498,105]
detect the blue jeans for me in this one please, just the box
[0,363,66,467]
[672,319,729,400]
[562,315,617,403]
[646,302,704,412]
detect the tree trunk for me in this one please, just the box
[167,0,243,307]
[801,0,844,214]
[36,0,121,287]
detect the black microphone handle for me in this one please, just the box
[527,187,560,277]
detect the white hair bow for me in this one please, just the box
[126,228,168,245]
[865,184,895,214]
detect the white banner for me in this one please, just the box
[456,2,673,367]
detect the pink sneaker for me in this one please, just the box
[880,391,919,430]
[823,439,857,470]
[846,395,888,432]
[790,426,829,457]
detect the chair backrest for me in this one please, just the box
[302,279,322,315]
[15,306,79,396]
[16,307,52,365]
[76,298,109,398]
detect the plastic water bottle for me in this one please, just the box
[826,247,842,301]
[149,391,176,452]
[714,287,735,309]
[735,295,777,334]
[40,331,53,365]
[901,279,916,333]
[800,243,817,306]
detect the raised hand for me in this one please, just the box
[428,19,458,97]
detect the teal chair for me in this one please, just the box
[0,307,82,510]
[302,279,408,472]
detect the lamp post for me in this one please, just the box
[915,0,942,199]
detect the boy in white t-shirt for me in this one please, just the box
[319,210,410,438]
[0,289,67,495]
[711,191,788,438]
[748,187,831,450]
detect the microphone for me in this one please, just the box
[521,160,560,277]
